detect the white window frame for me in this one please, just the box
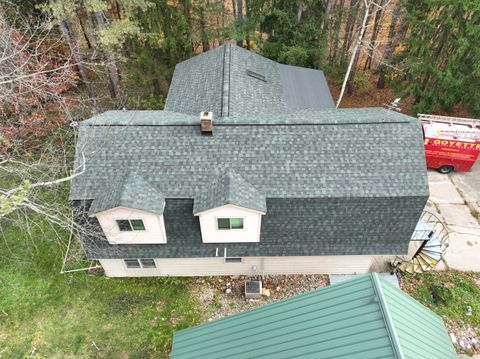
[224,257,243,264]
[216,217,245,231]
[116,218,147,232]
[124,258,156,269]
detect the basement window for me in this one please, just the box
[116,219,146,231]
[246,69,266,82]
[124,259,156,269]
[217,218,244,230]
[225,257,243,263]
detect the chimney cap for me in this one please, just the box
[200,112,213,135]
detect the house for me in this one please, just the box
[70,44,429,277]
[171,273,457,359]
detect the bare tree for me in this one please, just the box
[336,0,371,107]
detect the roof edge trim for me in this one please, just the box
[371,273,405,359]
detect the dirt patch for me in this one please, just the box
[191,274,329,321]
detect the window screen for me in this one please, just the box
[139,259,156,268]
[217,218,231,230]
[230,218,243,229]
[225,257,242,263]
[217,218,244,230]
[130,219,145,231]
[117,219,145,231]
[117,220,132,231]
[124,259,141,268]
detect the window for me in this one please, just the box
[124,259,141,268]
[139,259,156,268]
[217,218,244,230]
[116,219,146,231]
[124,259,156,269]
[246,69,266,82]
[225,257,242,263]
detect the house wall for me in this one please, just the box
[98,255,388,277]
[95,206,167,244]
[197,205,262,243]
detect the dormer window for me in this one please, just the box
[116,219,146,231]
[217,218,244,230]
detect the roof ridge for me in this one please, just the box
[221,43,231,117]
[371,273,405,359]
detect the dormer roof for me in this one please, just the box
[193,169,267,215]
[88,172,165,216]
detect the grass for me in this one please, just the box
[403,271,479,325]
[0,216,201,358]
[402,271,480,354]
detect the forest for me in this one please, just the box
[1,0,480,155]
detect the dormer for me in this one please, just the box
[88,173,167,244]
[193,169,266,243]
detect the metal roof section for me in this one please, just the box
[171,273,457,359]
[88,172,165,216]
[279,64,335,109]
[193,169,267,215]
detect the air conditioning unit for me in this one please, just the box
[245,280,262,299]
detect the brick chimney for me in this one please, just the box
[200,111,213,135]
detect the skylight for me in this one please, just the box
[246,69,266,82]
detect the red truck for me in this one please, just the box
[419,114,480,174]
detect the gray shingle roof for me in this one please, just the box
[70,107,428,202]
[88,172,165,215]
[164,43,334,117]
[193,169,267,214]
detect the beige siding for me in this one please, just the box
[99,256,380,277]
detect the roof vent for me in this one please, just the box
[200,111,213,135]
[245,280,262,299]
[246,69,266,82]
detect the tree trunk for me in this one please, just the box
[297,1,305,24]
[377,0,403,89]
[329,0,344,63]
[182,0,194,52]
[245,0,250,49]
[363,0,385,70]
[342,0,360,64]
[94,11,124,105]
[77,12,92,49]
[57,15,96,108]
[199,5,210,51]
[236,0,243,47]
[336,0,370,107]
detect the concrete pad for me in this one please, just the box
[442,232,480,271]
[427,167,480,272]
[437,204,480,227]
[450,162,480,214]
[329,272,400,288]
[427,171,465,204]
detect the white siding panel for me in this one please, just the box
[197,205,262,243]
[99,256,376,277]
[95,206,167,244]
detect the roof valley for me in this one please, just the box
[221,44,231,117]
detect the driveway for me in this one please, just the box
[426,162,480,271]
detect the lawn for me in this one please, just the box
[0,216,201,358]
[402,271,480,354]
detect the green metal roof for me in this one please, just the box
[171,273,456,359]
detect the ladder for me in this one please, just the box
[418,113,479,128]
